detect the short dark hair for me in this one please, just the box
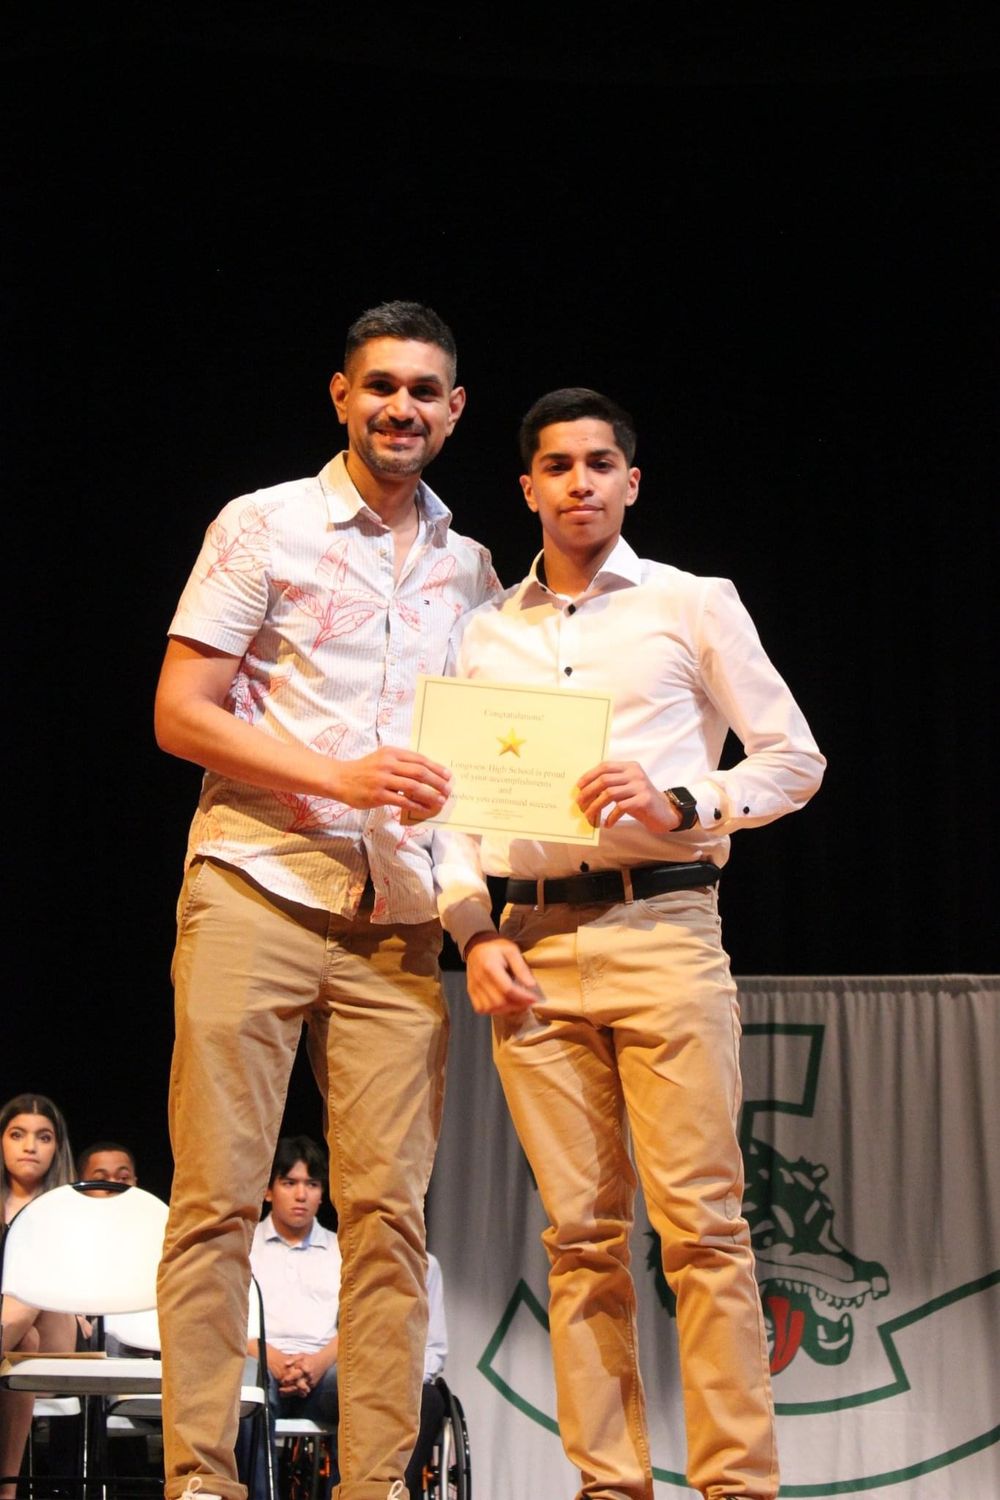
[76,1141,137,1178]
[518,387,638,468]
[344,300,458,383]
[269,1135,327,1187]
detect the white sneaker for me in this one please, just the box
[179,1479,223,1500]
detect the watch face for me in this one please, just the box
[667,787,697,828]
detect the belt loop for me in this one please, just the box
[536,878,546,912]
[621,866,634,904]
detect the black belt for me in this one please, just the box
[505,861,720,908]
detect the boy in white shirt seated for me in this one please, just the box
[240,1136,447,1498]
[237,1136,340,1498]
[251,1136,341,1427]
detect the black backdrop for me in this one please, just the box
[4,8,997,1201]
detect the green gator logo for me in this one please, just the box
[478,1021,1000,1494]
[646,1030,889,1379]
[645,1131,891,1377]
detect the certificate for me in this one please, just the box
[408,675,612,844]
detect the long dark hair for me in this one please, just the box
[0,1092,75,1220]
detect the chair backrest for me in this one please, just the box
[0,1183,168,1315]
[104,1306,162,1352]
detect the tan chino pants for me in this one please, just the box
[493,885,778,1500]
[157,858,447,1500]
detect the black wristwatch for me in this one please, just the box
[664,786,698,830]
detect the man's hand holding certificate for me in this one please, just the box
[408,675,612,843]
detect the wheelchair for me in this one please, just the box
[423,1377,471,1500]
[280,1376,470,1500]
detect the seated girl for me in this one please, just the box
[0,1093,78,1500]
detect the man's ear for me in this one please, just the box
[520,473,538,513]
[329,372,349,425]
[445,384,467,435]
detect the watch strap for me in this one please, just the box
[664,785,698,830]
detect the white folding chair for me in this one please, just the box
[1,1186,273,1499]
[103,1276,275,1500]
[245,1278,277,1500]
[101,1307,165,1457]
[25,1395,83,1496]
[0,1182,169,1495]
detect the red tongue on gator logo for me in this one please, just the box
[765,1291,806,1374]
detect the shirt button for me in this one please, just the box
[713,808,722,821]
[564,666,573,676]
[743,805,750,814]
[579,861,590,872]
[567,604,576,615]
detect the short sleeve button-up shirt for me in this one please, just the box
[169,452,500,920]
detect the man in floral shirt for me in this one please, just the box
[154,302,499,1500]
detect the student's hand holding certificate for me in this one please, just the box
[407,675,612,843]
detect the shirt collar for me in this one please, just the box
[524,534,643,602]
[317,451,452,537]
[261,1215,328,1250]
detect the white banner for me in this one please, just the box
[428,974,1000,1499]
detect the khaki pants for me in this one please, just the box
[493,886,778,1500]
[158,858,447,1500]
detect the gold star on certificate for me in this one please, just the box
[497,727,526,757]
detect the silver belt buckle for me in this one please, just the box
[621,866,634,904]
[536,878,546,912]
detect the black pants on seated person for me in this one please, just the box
[236,1372,445,1500]
[237,1366,340,1500]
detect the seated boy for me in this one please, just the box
[76,1142,139,1191]
[240,1135,448,1499]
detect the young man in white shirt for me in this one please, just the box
[155,302,498,1500]
[240,1137,448,1500]
[436,388,826,1500]
[237,1136,340,1500]
[251,1138,342,1427]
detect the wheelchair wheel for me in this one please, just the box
[424,1378,471,1500]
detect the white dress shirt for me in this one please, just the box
[423,1252,448,1381]
[435,537,825,953]
[250,1216,341,1357]
[250,1218,447,1375]
[169,451,500,921]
